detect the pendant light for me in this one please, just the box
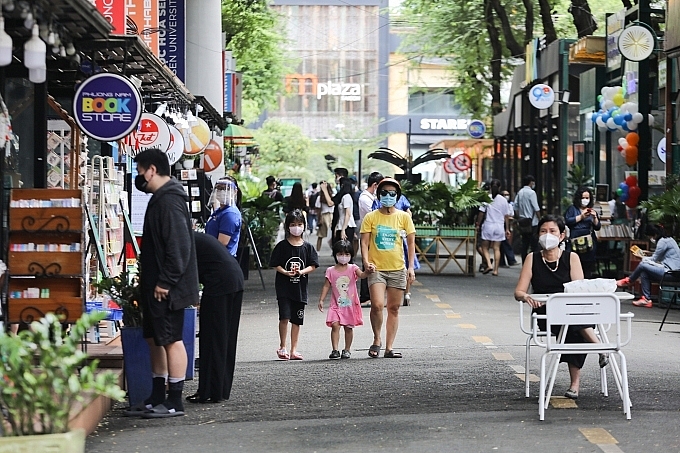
[29,65,46,83]
[0,16,12,66]
[23,24,45,69]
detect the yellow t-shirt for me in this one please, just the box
[360,210,416,271]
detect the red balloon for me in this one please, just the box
[625,197,638,208]
[625,175,638,187]
[629,185,641,198]
[617,145,624,151]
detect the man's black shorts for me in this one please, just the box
[278,298,306,325]
[142,298,185,346]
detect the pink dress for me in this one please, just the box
[325,265,364,328]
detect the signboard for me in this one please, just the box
[443,158,458,174]
[606,10,625,72]
[418,118,470,131]
[166,125,184,165]
[73,73,142,141]
[130,113,172,153]
[158,0,186,81]
[93,0,125,34]
[657,137,666,164]
[452,153,472,172]
[467,119,486,139]
[127,0,159,55]
[595,184,609,202]
[284,73,362,102]
[528,84,555,109]
[223,69,242,119]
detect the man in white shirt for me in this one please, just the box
[357,172,383,306]
[514,175,541,262]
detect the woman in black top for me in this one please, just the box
[514,215,607,400]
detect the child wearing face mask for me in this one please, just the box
[269,210,319,360]
[318,240,372,359]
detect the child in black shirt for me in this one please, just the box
[269,210,319,360]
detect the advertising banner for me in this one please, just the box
[73,73,142,141]
[130,112,172,153]
[93,0,126,34]
[127,0,159,55]
[158,0,186,81]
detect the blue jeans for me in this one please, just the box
[501,239,516,265]
[629,261,666,298]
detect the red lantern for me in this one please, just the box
[626,132,640,146]
[629,185,641,198]
[625,175,638,187]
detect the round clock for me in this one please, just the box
[618,25,655,62]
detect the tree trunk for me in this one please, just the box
[569,0,598,37]
[521,0,534,46]
[485,0,503,116]
[489,0,524,57]
[537,0,558,43]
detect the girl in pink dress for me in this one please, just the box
[318,240,371,359]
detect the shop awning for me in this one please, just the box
[223,124,257,146]
[430,139,495,158]
[195,96,228,131]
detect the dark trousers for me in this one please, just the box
[520,227,539,263]
[198,290,243,401]
[333,227,356,246]
[501,239,516,265]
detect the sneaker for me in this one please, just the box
[403,293,411,306]
[329,350,341,360]
[616,277,630,287]
[564,389,578,400]
[632,296,652,308]
[599,353,609,368]
[340,349,351,359]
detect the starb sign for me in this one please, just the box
[74,73,142,141]
[419,118,470,131]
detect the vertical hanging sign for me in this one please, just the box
[127,0,159,55]
[93,0,126,34]
[158,0,186,81]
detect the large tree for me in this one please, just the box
[222,0,292,123]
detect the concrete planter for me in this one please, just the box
[0,429,85,453]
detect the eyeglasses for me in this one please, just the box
[379,190,397,197]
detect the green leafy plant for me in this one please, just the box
[94,272,142,328]
[402,179,490,227]
[562,164,594,210]
[0,312,126,436]
[241,194,282,266]
[641,174,680,240]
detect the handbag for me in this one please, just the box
[518,217,533,234]
[572,234,594,254]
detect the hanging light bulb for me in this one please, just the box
[0,16,13,66]
[29,61,46,83]
[59,45,65,57]
[4,1,15,12]
[23,12,33,29]
[65,42,75,56]
[23,24,45,69]
[47,31,55,45]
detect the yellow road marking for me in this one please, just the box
[550,397,578,409]
[434,302,450,308]
[579,428,618,445]
[411,280,423,286]
[417,288,430,293]
[446,313,461,319]
[457,324,476,329]
[492,352,514,361]
[472,336,492,343]
[514,373,539,382]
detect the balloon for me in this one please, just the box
[591,113,599,123]
[604,100,615,110]
[622,122,630,132]
[601,113,610,123]
[619,182,628,190]
[596,117,606,128]
[613,93,624,106]
[618,137,628,147]
[632,112,644,124]
[625,197,637,208]
[626,132,639,146]
[598,126,608,133]
[601,87,608,95]
[597,95,603,102]
[616,188,624,196]
[627,103,639,114]
[617,145,623,151]
[649,114,655,126]
[621,149,626,158]
[624,113,633,122]
[625,175,638,187]
[625,146,638,166]
[627,120,638,130]
[629,185,641,198]
[620,192,629,202]
[614,115,625,126]
[606,118,617,129]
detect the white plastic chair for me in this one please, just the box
[519,301,546,397]
[532,293,634,420]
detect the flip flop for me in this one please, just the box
[384,350,402,358]
[482,267,492,274]
[123,401,153,417]
[368,344,381,358]
[290,352,304,360]
[276,348,290,360]
[141,403,185,418]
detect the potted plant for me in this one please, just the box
[0,312,125,450]
[641,174,680,240]
[241,194,282,267]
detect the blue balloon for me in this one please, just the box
[619,182,628,189]
[624,113,633,122]
[609,106,618,113]
[614,115,625,126]
[591,114,599,123]
[620,193,629,202]
[622,122,630,131]
[602,113,610,122]
[622,184,629,193]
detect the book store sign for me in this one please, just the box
[73,73,142,141]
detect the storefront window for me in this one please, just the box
[408,89,462,115]
[4,78,35,189]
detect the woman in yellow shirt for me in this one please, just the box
[360,178,416,358]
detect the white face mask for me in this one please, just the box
[504,195,510,201]
[289,226,304,237]
[539,233,561,251]
[581,198,590,207]
[336,254,351,265]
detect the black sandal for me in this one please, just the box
[368,344,380,358]
[384,350,402,358]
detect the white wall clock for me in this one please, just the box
[618,25,655,61]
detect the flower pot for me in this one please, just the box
[0,429,85,453]
[120,326,152,407]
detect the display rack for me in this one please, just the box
[6,189,84,323]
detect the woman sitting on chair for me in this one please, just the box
[617,224,680,308]
[514,215,608,400]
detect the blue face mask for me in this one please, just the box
[380,194,397,207]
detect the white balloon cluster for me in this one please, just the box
[591,86,654,134]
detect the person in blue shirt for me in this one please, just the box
[205,176,242,257]
[617,224,680,307]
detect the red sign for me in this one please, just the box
[443,159,457,174]
[452,153,472,171]
[94,0,126,34]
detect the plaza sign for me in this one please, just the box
[285,73,362,102]
[73,73,142,142]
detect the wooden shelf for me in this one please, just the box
[8,252,83,276]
